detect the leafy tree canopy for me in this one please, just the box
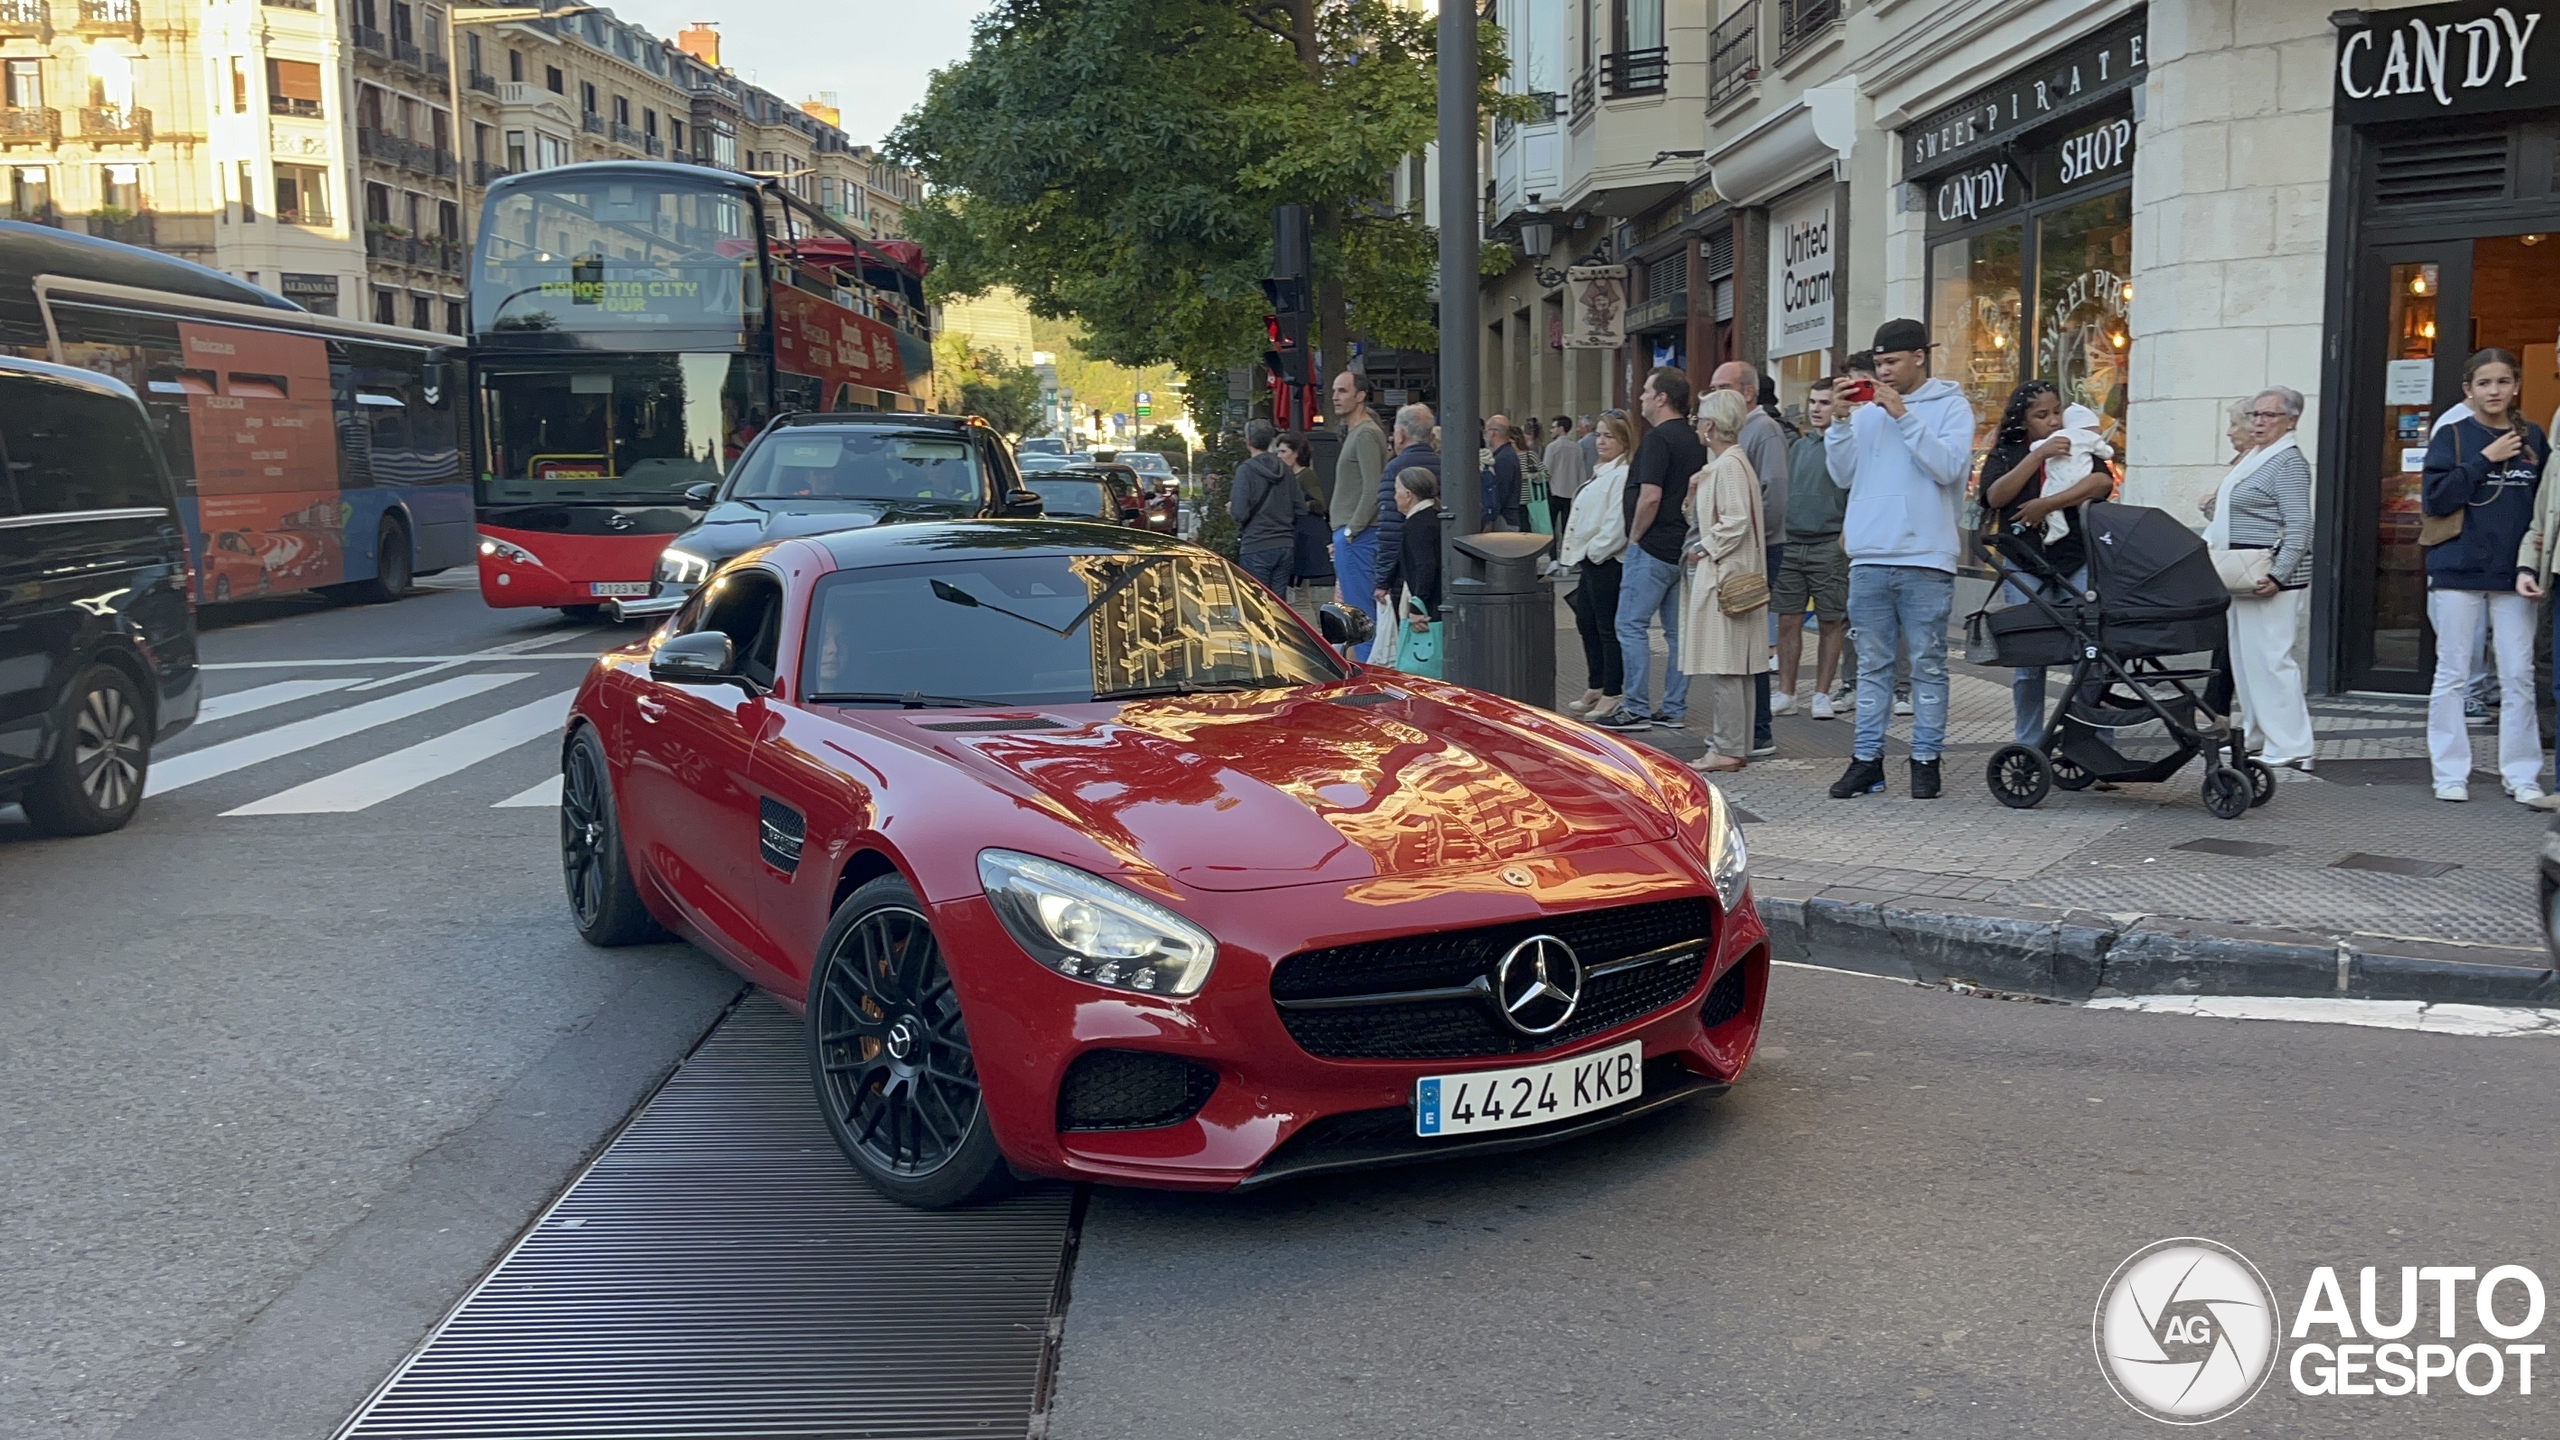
[940,342,1046,440]
[890,0,1521,410]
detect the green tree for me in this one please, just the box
[943,344,1045,440]
[1133,424,1189,456]
[891,0,1522,397]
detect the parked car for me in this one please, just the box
[560,521,1767,1207]
[617,412,1044,623]
[1016,436,1070,463]
[1120,449,1178,486]
[1024,464,1145,525]
[0,356,198,835]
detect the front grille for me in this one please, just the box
[1272,898,1714,1060]
[1056,1049,1218,1131]
[1699,959,1750,1029]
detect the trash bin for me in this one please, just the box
[1447,530,1556,705]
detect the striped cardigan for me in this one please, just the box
[2222,444,2313,588]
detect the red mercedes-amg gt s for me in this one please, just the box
[560,521,1767,1207]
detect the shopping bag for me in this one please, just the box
[1394,606,1444,678]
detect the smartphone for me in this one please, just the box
[1836,376,1877,405]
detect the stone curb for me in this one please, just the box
[1749,881,2559,1005]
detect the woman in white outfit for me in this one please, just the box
[2203,388,2318,771]
[1679,390,1770,772]
[1560,413,1634,715]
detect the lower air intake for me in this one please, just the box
[1057,1048,1218,1131]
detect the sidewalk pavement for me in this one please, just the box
[1539,592,2560,1005]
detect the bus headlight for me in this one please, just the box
[657,548,712,586]
[479,537,537,565]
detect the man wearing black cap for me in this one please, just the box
[1823,317,1978,800]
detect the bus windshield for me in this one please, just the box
[478,352,748,504]
[473,176,759,338]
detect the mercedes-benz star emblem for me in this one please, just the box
[1493,935,1584,1036]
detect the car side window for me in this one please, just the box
[0,376,170,516]
[693,569,784,690]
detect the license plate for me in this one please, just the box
[589,582,651,597]
[1414,1039,1643,1137]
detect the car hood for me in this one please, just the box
[679,498,975,564]
[881,682,1679,892]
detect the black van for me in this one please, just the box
[0,357,198,835]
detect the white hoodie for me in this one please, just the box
[1822,376,1977,573]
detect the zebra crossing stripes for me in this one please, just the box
[495,775,563,809]
[195,677,366,725]
[147,673,534,798]
[224,689,579,816]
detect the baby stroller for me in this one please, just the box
[1966,502,2271,819]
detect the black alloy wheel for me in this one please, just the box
[2049,753,2097,791]
[811,876,1011,1209]
[1987,743,2052,810]
[559,726,665,945]
[2201,765,2252,820]
[21,664,148,836]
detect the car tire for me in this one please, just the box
[559,604,607,623]
[809,875,1013,1210]
[559,725,666,946]
[347,516,412,604]
[20,664,149,836]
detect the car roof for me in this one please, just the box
[769,411,972,434]
[0,353,143,405]
[807,519,1191,570]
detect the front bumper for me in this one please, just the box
[944,850,1770,1193]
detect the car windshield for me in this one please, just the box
[727,430,981,504]
[1027,478,1112,517]
[1017,438,1066,456]
[802,552,1345,706]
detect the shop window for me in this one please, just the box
[1929,225,2023,470]
[267,58,323,118]
[275,164,329,225]
[2033,189,2133,456]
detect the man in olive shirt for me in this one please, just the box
[1595,367,1705,731]
[1327,369,1388,661]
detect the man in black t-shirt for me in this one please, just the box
[1595,367,1707,731]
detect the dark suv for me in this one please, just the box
[617,413,1042,622]
[0,357,198,835]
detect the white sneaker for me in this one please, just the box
[1809,692,1836,720]
[1892,690,1914,716]
[2513,784,2547,806]
[2435,784,2470,802]
[1770,690,1796,716]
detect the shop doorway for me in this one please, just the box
[2341,234,2560,693]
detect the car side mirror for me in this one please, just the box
[1318,602,1375,649]
[1001,488,1046,518]
[683,482,718,507]
[651,630,740,687]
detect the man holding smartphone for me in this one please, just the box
[1824,319,1978,800]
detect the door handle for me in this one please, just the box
[635,694,665,723]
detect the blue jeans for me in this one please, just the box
[2001,566,2086,744]
[1613,547,1689,721]
[1239,546,1295,597]
[1848,564,1953,762]
[1332,526,1377,662]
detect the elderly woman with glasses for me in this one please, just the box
[2202,387,2318,772]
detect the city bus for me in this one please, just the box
[0,221,473,604]
[467,161,935,619]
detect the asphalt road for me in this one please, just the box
[0,582,737,1440]
[12,580,2560,1439]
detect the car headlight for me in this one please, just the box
[657,547,712,586]
[977,849,1218,997]
[1704,783,1749,914]
[479,536,538,565]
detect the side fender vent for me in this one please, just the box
[758,797,805,873]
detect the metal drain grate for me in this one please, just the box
[339,996,1077,1440]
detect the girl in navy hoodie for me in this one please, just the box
[2421,348,2548,802]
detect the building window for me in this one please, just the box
[642,107,655,138]
[229,57,249,114]
[611,94,628,126]
[5,60,41,111]
[444,299,463,335]
[373,288,397,325]
[274,163,330,225]
[411,293,431,330]
[403,189,422,234]
[364,181,391,226]
[504,128,525,170]
[466,32,482,76]
[580,80,596,114]
[544,64,563,94]
[536,132,567,168]
[473,121,493,163]
[437,198,458,240]
[237,160,256,221]
[670,118,683,152]
[98,162,139,214]
[8,165,51,223]
[430,107,449,153]
[267,59,324,118]
[509,49,524,83]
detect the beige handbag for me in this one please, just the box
[2212,548,2273,595]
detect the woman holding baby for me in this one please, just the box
[1977,379,2119,746]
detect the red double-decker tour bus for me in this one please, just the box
[466,161,934,618]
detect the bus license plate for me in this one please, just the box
[1414,1040,1642,1137]
[589,582,650,597]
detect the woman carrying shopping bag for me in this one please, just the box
[2421,349,2548,803]
[2203,387,2319,772]
[1388,465,1447,677]
[1679,389,1770,772]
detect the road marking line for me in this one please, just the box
[494,775,562,809]
[2087,994,2560,1036]
[225,689,579,815]
[202,656,597,669]
[196,677,365,724]
[146,673,532,796]
[1772,958,1919,984]
[347,632,606,693]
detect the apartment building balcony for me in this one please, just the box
[358,127,457,178]
[261,0,320,10]
[364,228,462,274]
[1709,8,1758,109]
[269,95,323,118]
[580,112,603,135]
[0,106,60,149]
[1491,96,1563,235]
[392,37,422,68]
[473,159,520,186]
[88,210,151,246]
[1558,28,1709,223]
[0,0,51,42]
[72,0,140,40]
[643,134,664,157]
[353,24,387,56]
[1776,0,1841,61]
[610,120,643,151]
[79,104,150,147]
[467,69,497,95]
